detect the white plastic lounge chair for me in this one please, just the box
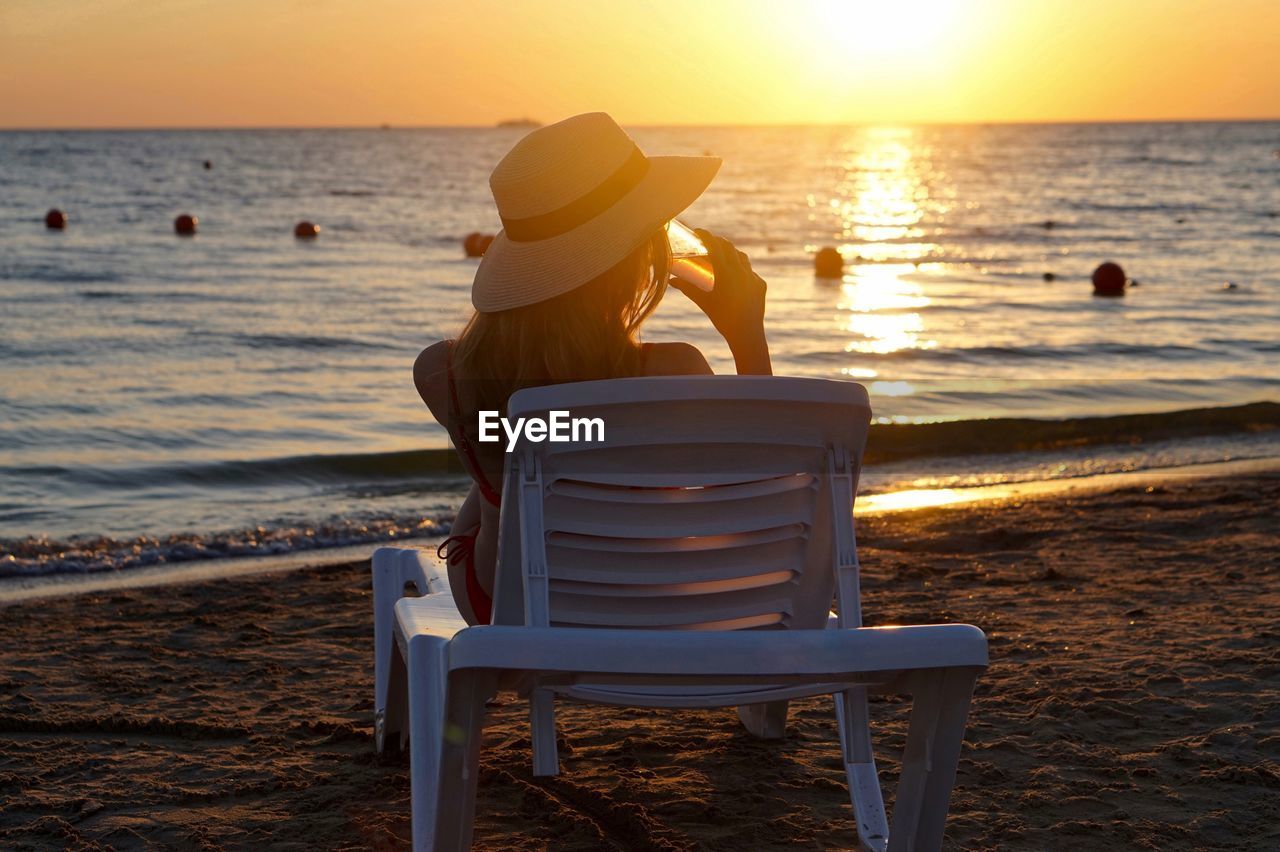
[373,376,987,851]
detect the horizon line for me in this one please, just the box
[2,116,1279,132]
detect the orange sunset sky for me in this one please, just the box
[1,0,1277,128]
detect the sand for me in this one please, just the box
[2,473,1277,850]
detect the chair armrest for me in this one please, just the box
[395,592,471,642]
[432,622,987,679]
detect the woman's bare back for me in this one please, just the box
[413,340,713,623]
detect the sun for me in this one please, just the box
[811,0,960,58]
[751,0,970,119]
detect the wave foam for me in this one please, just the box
[0,514,451,578]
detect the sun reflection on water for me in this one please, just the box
[829,126,945,258]
[839,264,935,357]
[828,128,944,379]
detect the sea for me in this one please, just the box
[2,122,1278,580]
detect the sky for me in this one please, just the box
[1,0,1277,128]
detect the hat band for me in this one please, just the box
[499,147,650,242]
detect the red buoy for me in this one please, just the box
[463,232,494,257]
[174,214,198,235]
[294,221,320,239]
[45,209,67,230]
[814,246,843,279]
[1091,262,1126,297]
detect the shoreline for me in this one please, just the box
[24,400,1273,491]
[2,470,1276,848]
[862,400,1280,465]
[5,400,1276,539]
[4,453,1279,605]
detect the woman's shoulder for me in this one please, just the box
[414,340,452,380]
[640,341,713,376]
[413,340,454,414]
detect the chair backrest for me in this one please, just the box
[490,376,871,633]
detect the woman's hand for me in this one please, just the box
[669,230,772,375]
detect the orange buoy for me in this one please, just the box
[294,221,320,239]
[1092,262,1126,297]
[814,246,843,279]
[174,214,198,235]
[45,208,67,230]
[463,232,494,257]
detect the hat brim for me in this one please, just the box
[471,155,721,313]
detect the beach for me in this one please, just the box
[3,471,1276,850]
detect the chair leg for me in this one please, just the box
[433,669,496,851]
[530,688,560,777]
[375,548,441,752]
[373,548,406,753]
[836,687,888,851]
[406,634,450,852]
[382,637,409,753]
[736,700,790,739]
[888,667,980,852]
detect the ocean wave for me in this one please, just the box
[6,402,1276,496]
[0,264,125,284]
[3,401,1278,578]
[230,332,404,351]
[862,401,1280,464]
[76,288,249,304]
[146,390,334,409]
[0,514,450,578]
[1117,155,1205,167]
[0,448,464,491]
[768,251,1024,269]
[1203,338,1280,353]
[1065,200,1219,214]
[404,235,464,248]
[0,400,102,418]
[824,341,1213,364]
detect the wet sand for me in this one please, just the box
[2,473,1277,850]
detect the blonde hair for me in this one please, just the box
[453,230,670,417]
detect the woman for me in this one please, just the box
[414,112,771,624]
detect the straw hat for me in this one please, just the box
[472,113,721,312]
